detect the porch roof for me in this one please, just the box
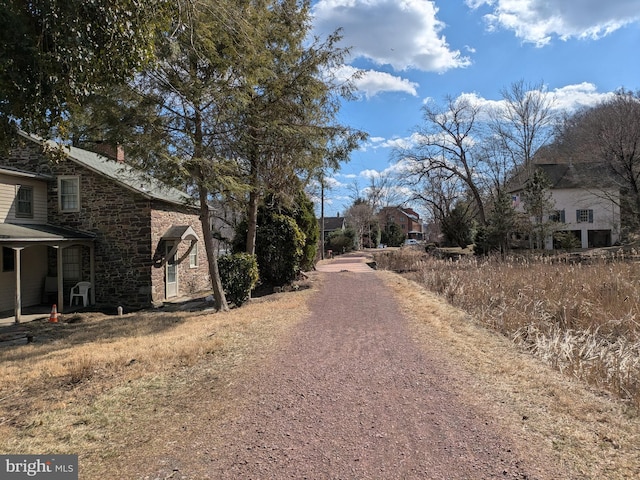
[0,223,95,247]
[161,225,199,242]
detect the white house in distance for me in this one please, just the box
[510,163,620,249]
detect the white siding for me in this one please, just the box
[0,173,48,223]
[0,245,48,311]
[551,188,620,248]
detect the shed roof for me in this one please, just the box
[0,223,95,247]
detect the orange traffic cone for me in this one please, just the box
[49,304,59,323]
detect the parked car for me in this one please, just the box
[404,239,420,246]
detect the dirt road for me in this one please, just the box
[140,254,570,479]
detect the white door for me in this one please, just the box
[165,243,178,298]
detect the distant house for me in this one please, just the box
[318,214,346,239]
[1,131,212,321]
[509,163,620,249]
[378,206,423,240]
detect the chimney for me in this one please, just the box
[89,141,125,163]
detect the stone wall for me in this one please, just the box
[150,206,211,306]
[3,140,208,310]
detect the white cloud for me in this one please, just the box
[368,83,612,153]
[324,176,347,189]
[466,0,640,46]
[333,65,419,98]
[312,0,471,72]
[446,83,614,116]
[337,172,358,179]
[359,169,382,179]
[551,82,616,111]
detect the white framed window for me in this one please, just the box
[63,247,82,281]
[189,242,198,268]
[16,185,33,218]
[576,209,594,224]
[59,176,80,212]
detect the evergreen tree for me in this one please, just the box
[475,190,518,255]
[0,0,172,139]
[441,202,474,248]
[523,168,555,249]
[65,0,365,309]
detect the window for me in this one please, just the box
[189,242,198,268]
[2,247,15,272]
[16,185,33,218]
[59,176,80,212]
[576,209,594,223]
[549,209,565,223]
[62,247,81,281]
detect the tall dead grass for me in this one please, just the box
[374,249,640,408]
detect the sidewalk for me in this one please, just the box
[0,305,52,327]
[315,251,376,273]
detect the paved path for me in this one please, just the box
[140,255,566,479]
[315,252,376,273]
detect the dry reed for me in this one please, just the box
[374,249,640,408]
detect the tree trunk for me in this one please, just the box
[245,157,259,255]
[198,184,229,312]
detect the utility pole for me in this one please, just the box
[321,177,325,260]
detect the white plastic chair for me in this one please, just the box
[69,281,92,307]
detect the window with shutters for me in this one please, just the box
[576,209,594,223]
[549,209,565,223]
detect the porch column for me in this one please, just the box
[56,246,64,312]
[13,247,23,324]
[89,243,95,305]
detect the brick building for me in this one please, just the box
[378,206,423,240]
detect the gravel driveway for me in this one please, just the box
[147,254,569,479]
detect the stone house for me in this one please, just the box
[509,163,620,249]
[1,131,211,321]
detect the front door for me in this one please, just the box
[165,243,178,299]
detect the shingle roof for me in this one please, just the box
[508,162,616,192]
[0,223,95,246]
[319,216,345,231]
[18,130,196,208]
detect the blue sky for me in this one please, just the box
[308,0,640,218]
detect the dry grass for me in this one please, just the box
[379,270,640,479]
[4,262,640,478]
[374,249,640,408]
[0,283,315,477]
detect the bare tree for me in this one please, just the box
[345,199,375,250]
[490,79,557,174]
[399,95,489,224]
[364,170,406,212]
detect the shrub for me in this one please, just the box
[554,231,581,250]
[291,191,318,271]
[256,213,305,286]
[218,253,259,307]
[327,229,355,253]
